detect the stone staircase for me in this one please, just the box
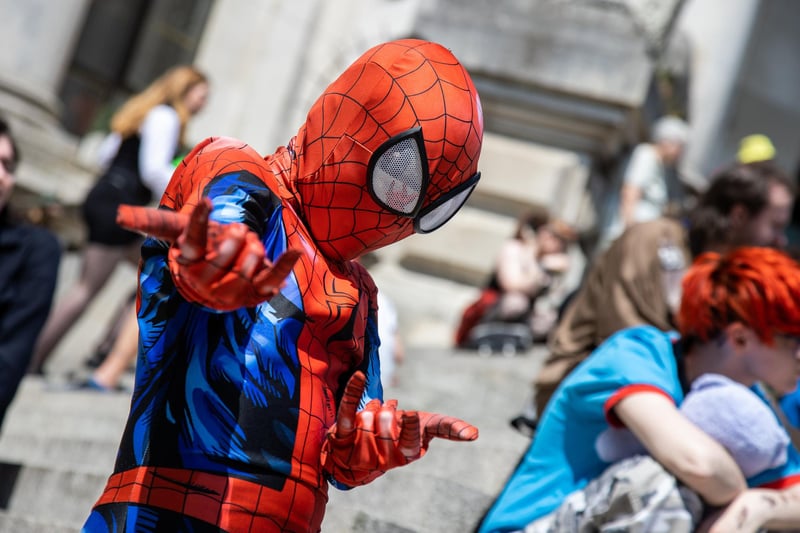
[0,345,545,532]
[322,346,545,532]
[0,377,129,531]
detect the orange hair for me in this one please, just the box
[110,65,207,145]
[677,247,800,345]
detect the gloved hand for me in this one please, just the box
[117,198,300,311]
[321,371,479,486]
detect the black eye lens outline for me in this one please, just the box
[366,127,430,218]
[414,171,481,234]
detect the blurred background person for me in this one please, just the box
[71,302,137,392]
[29,65,209,375]
[356,253,406,389]
[736,133,776,164]
[599,115,690,251]
[455,212,576,354]
[377,289,405,388]
[0,117,61,429]
[479,246,800,533]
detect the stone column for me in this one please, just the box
[0,0,96,214]
[675,0,760,178]
[190,0,420,153]
[0,0,92,125]
[188,0,322,152]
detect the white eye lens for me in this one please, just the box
[417,183,476,233]
[371,138,423,215]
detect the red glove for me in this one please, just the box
[321,371,478,486]
[117,198,300,311]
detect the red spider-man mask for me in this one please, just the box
[289,39,484,261]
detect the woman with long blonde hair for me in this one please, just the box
[29,65,209,375]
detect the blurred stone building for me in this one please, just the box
[2,0,799,262]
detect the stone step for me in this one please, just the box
[0,511,77,533]
[393,205,514,288]
[0,378,129,480]
[473,132,590,226]
[0,435,119,477]
[321,347,542,532]
[0,464,105,529]
[324,468,498,533]
[1,378,130,442]
[0,345,541,532]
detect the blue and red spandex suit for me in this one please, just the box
[83,39,483,533]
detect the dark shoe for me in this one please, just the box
[84,350,109,369]
[64,376,127,393]
[509,414,538,438]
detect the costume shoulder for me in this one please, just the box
[160,136,278,212]
[350,260,379,306]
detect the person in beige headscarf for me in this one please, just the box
[598,116,690,251]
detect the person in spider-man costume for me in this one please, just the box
[82,39,483,533]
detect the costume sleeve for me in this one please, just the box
[325,266,385,490]
[140,137,286,313]
[139,105,181,198]
[355,265,383,402]
[325,313,383,491]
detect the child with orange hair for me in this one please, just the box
[479,247,800,533]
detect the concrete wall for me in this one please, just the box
[188,0,423,154]
[675,0,800,180]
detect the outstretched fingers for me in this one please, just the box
[335,371,367,438]
[116,205,188,242]
[419,411,479,445]
[178,198,211,261]
[116,199,212,261]
[398,411,422,460]
[253,249,302,296]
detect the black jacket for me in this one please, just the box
[0,208,61,428]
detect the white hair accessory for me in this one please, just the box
[652,116,689,144]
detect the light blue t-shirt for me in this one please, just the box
[780,382,800,429]
[479,325,800,533]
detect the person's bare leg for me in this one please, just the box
[87,240,143,365]
[87,289,137,366]
[29,244,126,374]
[90,304,138,390]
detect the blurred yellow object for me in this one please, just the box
[738,134,776,164]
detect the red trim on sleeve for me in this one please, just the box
[758,474,800,490]
[603,384,674,428]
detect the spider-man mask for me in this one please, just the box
[290,39,484,262]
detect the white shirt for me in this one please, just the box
[377,291,399,386]
[96,104,181,200]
